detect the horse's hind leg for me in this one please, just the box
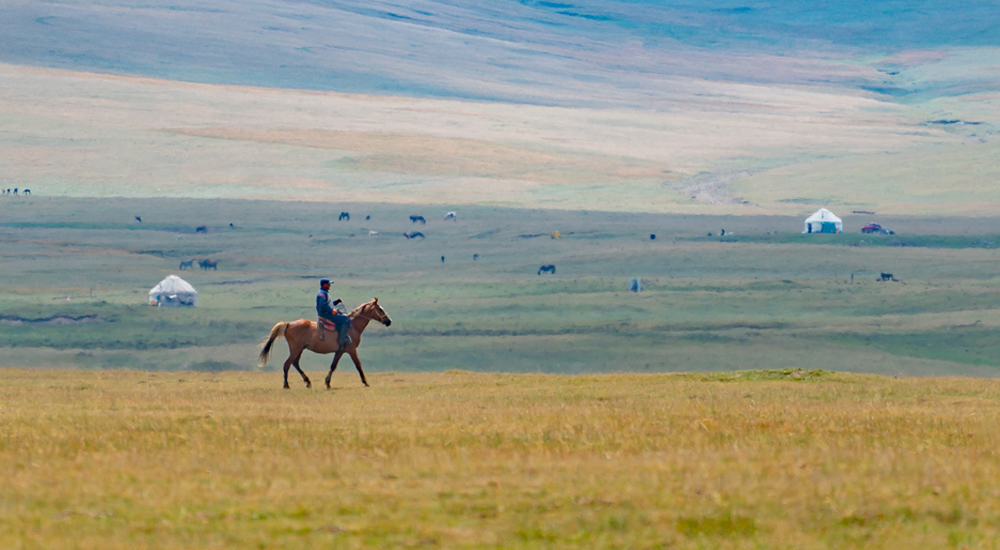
[349,351,369,387]
[282,355,294,389]
[292,350,311,388]
[325,351,345,389]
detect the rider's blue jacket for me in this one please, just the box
[316,288,336,320]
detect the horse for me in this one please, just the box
[22,189,30,195]
[259,298,392,389]
[178,259,195,270]
[410,215,426,224]
[444,211,457,221]
[199,259,218,270]
[196,226,208,234]
[135,216,142,223]
[369,231,379,237]
[339,212,350,221]
[404,231,425,239]
[538,264,556,275]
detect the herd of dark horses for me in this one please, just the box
[2,188,30,195]
[168,211,555,276]
[339,211,556,275]
[179,259,218,271]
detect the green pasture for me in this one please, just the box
[2,197,999,377]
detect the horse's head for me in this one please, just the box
[366,297,392,327]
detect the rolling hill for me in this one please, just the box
[1,0,999,213]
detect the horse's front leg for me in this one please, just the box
[325,351,345,389]
[349,351,369,387]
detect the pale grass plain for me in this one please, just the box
[3,368,1000,549]
[4,61,992,215]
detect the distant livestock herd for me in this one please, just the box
[134,209,560,275]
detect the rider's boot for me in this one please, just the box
[337,323,352,345]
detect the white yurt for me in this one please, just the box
[148,275,198,307]
[803,208,843,234]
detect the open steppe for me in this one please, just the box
[2,60,999,216]
[4,368,1000,549]
[2,197,1000,377]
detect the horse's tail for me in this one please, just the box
[258,322,288,366]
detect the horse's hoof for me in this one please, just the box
[283,385,290,389]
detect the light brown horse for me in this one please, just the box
[258,298,392,389]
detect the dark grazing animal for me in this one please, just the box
[259,298,392,389]
[538,264,556,275]
[410,215,426,224]
[178,259,195,270]
[473,253,479,261]
[339,212,350,221]
[22,189,30,195]
[199,259,218,271]
[196,226,208,234]
[404,231,425,239]
[365,215,370,221]
[135,216,142,222]
[880,273,894,281]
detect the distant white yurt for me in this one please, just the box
[803,208,843,234]
[148,275,198,307]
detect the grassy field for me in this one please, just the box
[5,62,995,216]
[3,368,1000,549]
[2,196,1000,377]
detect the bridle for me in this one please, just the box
[353,302,389,324]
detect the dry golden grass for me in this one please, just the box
[3,368,1000,549]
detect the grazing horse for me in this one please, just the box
[410,215,426,224]
[339,212,350,221]
[23,189,30,195]
[196,226,208,234]
[538,264,556,275]
[199,259,218,270]
[444,211,457,221]
[178,259,195,270]
[259,298,392,389]
[404,231,425,239]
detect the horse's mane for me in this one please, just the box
[348,299,374,319]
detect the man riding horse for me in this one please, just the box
[316,278,351,345]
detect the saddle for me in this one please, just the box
[317,317,352,345]
[318,318,337,341]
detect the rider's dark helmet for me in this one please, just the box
[319,278,331,286]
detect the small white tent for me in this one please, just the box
[803,208,843,234]
[149,275,198,307]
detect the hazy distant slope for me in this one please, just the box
[5,0,997,106]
